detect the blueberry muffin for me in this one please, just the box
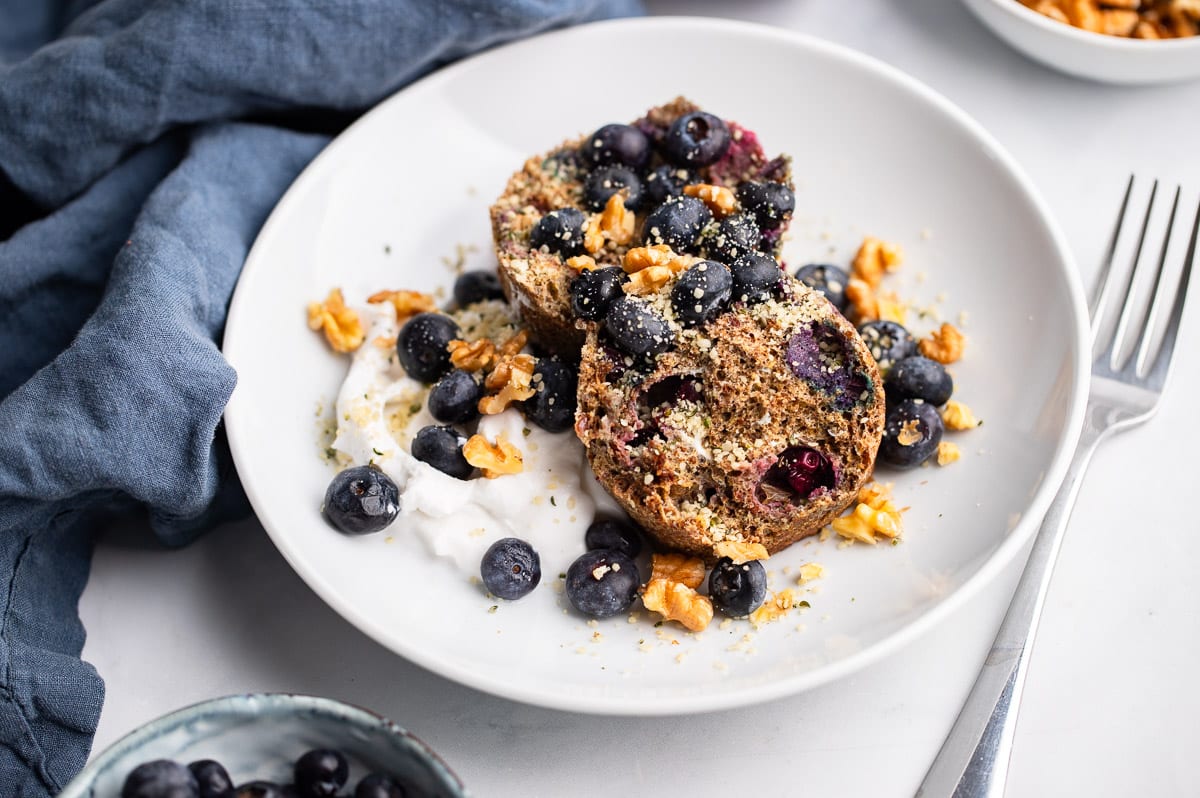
[573,262,886,559]
[490,97,794,357]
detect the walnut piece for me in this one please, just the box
[463,433,523,478]
[479,352,536,414]
[448,338,495,372]
[683,183,737,217]
[599,193,636,246]
[845,277,880,323]
[623,244,677,272]
[936,441,962,466]
[650,553,707,589]
[797,562,824,584]
[307,288,364,353]
[712,540,769,563]
[942,399,981,430]
[366,289,438,321]
[642,578,713,632]
[749,589,801,627]
[566,255,598,272]
[830,482,904,544]
[851,236,903,289]
[624,264,675,295]
[918,322,966,364]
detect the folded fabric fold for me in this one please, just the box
[0,0,642,793]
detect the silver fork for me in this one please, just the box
[917,177,1199,798]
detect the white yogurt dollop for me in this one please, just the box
[332,302,619,575]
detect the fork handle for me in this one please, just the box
[916,421,1105,798]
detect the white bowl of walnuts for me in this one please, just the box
[961,0,1200,83]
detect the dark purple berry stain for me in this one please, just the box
[761,446,836,504]
[786,321,871,411]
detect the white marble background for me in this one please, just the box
[82,1,1200,795]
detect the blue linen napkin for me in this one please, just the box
[0,1,641,793]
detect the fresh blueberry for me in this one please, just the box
[793,263,850,313]
[452,270,503,307]
[661,111,731,167]
[729,252,781,304]
[529,207,586,257]
[569,266,627,321]
[396,312,460,383]
[642,196,711,253]
[122,760,199,798]
[565,549,640,618]
[480,537,542,600]
[704,213,760,264]
[583,165,644,211]
[671,260,733,326]
[583,123,651,170]
[428,369,482,424]
[294,749,348,798]
[355,773,408,798]
[708,557,768,618]
[188,760,233,798]
[411,425,473,480]
[857,320,917,374]
[886,356,954,406]
[233,782,285,798]
[605,296,672,357]
[524,357,577,433]
[736,181,795,231]
[323,465,401,535]
[584,519,643,559]
[643,165,695,206]
[762,446,836,501]
[879,399,944,468]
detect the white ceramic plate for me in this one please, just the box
[223,17,1089,715]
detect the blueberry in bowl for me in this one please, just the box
[451,270,504,308]
[857,320,917,374]
[565,549,640,618]
[885,355,954,406]
[323,465,400,536]
[411,425,474,480]
[582,164,644,211]
[642,195,711,253]
[569,266,627,322]
[528,208,587,257]
[480,537,542,600]
[584,518,643,559]
[708,557,768,618]
[582,123,651,170]
[879,398,944,468]
[661,111,731,167]
[395,312,460,384]
[59,694,468,798]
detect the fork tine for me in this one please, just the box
[1089,175,1135,327]
[1139,193,1200,390]
[1100,179,1158,367]
[1130,186,1181,375]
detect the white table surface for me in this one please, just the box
[80,2,1200,796]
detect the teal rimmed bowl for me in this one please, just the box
[59,693,468,797]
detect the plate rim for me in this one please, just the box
[223,15,1090,716]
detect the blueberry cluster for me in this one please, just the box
[529,112,796,362]
[850,319,956,469]
[120,750,411,798]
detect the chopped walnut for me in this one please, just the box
[683,183,738,217]
[797,562,824,584]
[918,322,966,364]
[642,578,713,632]
[749,589,800,627]
[463,433,524,478]
[307,288,365,353]
[583,216,605,255]
[496,329,528,359]
[650,553,706,589]
[942,399,981,430]
[896,419,923,446]
[623,244,677,273]
[448,338,495,372]
[366,289,438,321]
[877,292,909,326]
[624,264,675,295]
[713,540,769,563]
[599,193,636,246]
[936,441,962,466]
[566,254,598,272]
[479,352,536,414]
[851,236,903,289]
[845,277,880,323]
[831,482,904,544]
[1020,0,1195,36]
